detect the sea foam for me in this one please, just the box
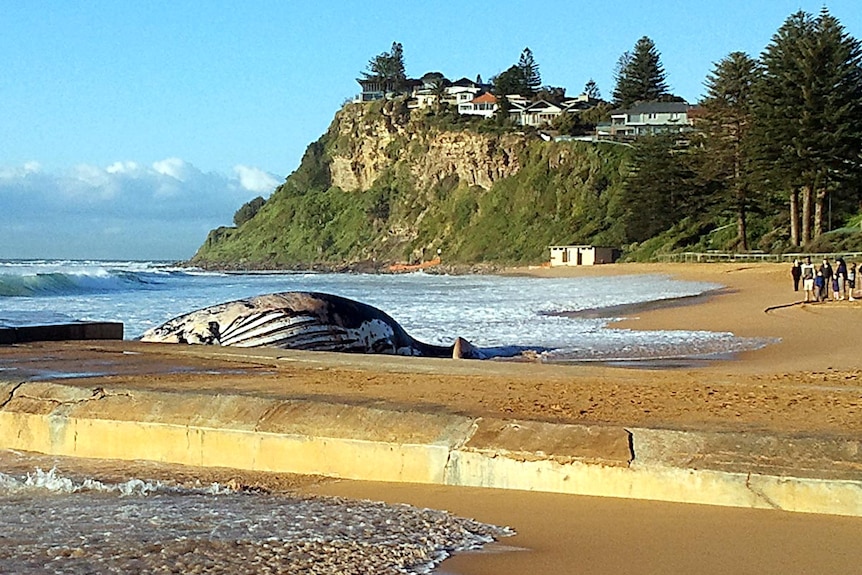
[0,465,513,575]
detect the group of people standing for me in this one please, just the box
[792,257,857,303]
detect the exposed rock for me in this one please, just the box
[329,103,524,193]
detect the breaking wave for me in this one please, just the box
[0,267,181,297]
[0,467,177,497]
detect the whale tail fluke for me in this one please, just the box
[452,337,486,360]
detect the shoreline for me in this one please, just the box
[3,445,860,575]
[518,261,862,373]
[550,287,727,320]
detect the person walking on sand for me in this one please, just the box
[835,258,848,300]
[820,258,833,301]
[814,270,825,302]
[801,257,816,302]
[791,259,802,291]
[848,262,857,301]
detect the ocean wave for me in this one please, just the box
[0,268,169,297]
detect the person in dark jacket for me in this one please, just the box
[819,258,833,301]
[814,270,825,302]
[835,258,848,300]
[791,259,802,291]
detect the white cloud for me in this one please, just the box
[152,157,191,181]
[106,161,141,175]
[0,159,282,259]
[233,164,281,194]
[70,164,115,198]
[0,161,42,179]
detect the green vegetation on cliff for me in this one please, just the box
[192,8,862,269]
[192,94,862,270]
[191,102,632,269]
[192,8,862,268]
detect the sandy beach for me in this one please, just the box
[2,261,861,574]
[304,261,862,574]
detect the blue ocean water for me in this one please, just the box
[0,259,769,361]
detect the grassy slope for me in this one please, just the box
[190,106,632,269]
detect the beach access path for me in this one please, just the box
[1,262,861,574]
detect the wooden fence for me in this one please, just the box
[656,252,862,263]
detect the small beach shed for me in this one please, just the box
[549,245,617,266]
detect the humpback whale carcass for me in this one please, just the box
[139,291,485,359]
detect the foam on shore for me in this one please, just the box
[0,464,511,575]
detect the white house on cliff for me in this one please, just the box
[597,101,695,138]
[354,74,693,137]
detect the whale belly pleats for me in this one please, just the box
[219,312,317,345]
[231,323,358,351]
[217,310,295,342]
[218,312,364,351]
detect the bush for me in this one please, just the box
[233,196,266,227]
[805,229,862,253]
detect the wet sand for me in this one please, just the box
[310,480,862,575]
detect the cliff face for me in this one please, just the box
[191,101,630,269]
[327,103,522,193]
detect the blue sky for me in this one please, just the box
[2,1,859,260]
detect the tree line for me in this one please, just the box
[624,8,862,253]
[359,38,676,110]
[360,7,861,254]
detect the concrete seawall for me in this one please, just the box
[0,322,123,345]
[2,380,860,517]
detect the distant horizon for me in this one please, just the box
[2,2,859,260]
[0,256,189,264]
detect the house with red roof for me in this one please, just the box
[458,92,498,118]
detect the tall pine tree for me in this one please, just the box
[518,47,542,95]
[584,79,601,100]
[696,52,761,251]
[492,48,542,98]
[753,12,813,245]
[612,37,669,107]
[754,9,862,245]
[807,9,862,237]
[361,41,407,92]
